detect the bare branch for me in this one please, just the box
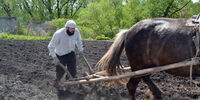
[169,0,191,17]
[163,0,175,17]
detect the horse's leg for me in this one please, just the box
[142,75,162,100]
[127,77,141,100]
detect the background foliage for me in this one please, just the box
[0,0,199,40]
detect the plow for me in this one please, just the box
[55,56,200,89]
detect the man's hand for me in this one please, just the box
[79,51,84,57]
[52,57,60,65]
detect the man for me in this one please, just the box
[48,20,84,82]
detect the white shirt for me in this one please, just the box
[48,28,83,57]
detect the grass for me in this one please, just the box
[0,34,113,40]
[0,34,51,40]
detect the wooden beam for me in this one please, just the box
[67,66,131,81]
[61,57,200,86]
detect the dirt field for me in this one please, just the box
[0,40,200,100]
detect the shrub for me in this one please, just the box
[79,26,95,39]
[15,22,28,35]
[95,35,111,40]
[49,18,68,29]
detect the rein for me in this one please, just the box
[190,14,200,85]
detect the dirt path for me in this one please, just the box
[0,40,199,100]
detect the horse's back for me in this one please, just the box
[125,18,200,76]
[129,18,194,34]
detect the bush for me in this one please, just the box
[49,18,68,29]
[101,27,120,39]
[95,35,111,40]
[15,22,28,35]
[79,26,96,39]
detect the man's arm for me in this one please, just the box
[48,33,60,57]
[76,29,84,52]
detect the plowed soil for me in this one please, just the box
[0,40,200,100]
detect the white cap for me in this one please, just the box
[65,20,77,28]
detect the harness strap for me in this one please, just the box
[190,15,200,85]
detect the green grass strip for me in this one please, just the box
[0,34,51,40]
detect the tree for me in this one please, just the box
[0,0,12,17]
[22,0,33,17]
[56,0,69,18]
[0,0,199,39]
[122,0,149,27]
[39,0,55,19]
[144,0,192,18]
[77,0,118,38]
[63,0,89,18]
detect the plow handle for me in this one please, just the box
[58,63,73,79]
[82,55,94,74]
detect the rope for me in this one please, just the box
[190,14,200,86]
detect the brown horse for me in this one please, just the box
[97,18,200,100]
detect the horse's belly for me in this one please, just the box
[166,65,200,77]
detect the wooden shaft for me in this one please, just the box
[61,57,200,86]
[67,67,131,81]
[60,73,68,82]
[58,63,73,79]
[94,66,131,76]
[82,55,94,74]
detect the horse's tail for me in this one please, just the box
[96,29,128,76]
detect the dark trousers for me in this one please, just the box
[56,51,76,80]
